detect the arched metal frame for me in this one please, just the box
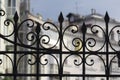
[0,10,120,80]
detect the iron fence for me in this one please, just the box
[0,10,120,80]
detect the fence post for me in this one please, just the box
[35,22,41,80]
[58,12,64,80]
[81,22,87,80]
[104,12,110,80]
[13,12,19,80]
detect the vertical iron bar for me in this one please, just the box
[58,12,64,80]
[106,20,109,80]
[81,23,87,80]
[13,19,17,80]
[13,12,19,80]
[104,12,110,80]
[36,22,41,80]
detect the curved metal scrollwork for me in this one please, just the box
[109,25,120,51]
[40,22,59,49]
[39,54,59,74]
[63,54,83,67]
[109,54,117,69]
[39,54,59,67]
[17,19,36,46]
[0,10,5,16]
[3,19,15,37]
[0,10,120,80]
[0,54,13,69]
[17,54,37,67]
[63,25,83,51]
[0,10,14,38]
[85,54,106,68]
[86,25,106,52]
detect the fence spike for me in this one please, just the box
[13,11,19,23]
[104,12,110,23]
[81,22,87,34]
[58,12,64,24]
[35,22,41,34]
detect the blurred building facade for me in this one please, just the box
[27,9,120,80]
[1,1,120,80]
[0,0,30,78]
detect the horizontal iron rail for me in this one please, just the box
[0,51,118,54]
[0,74,120,77]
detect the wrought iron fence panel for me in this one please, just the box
[0,10,120,80]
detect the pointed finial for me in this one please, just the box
[104,12,110,23]
[58,12,64,24]
[35,22,41,34]
[81,22,87,34]
[13,11,19,23]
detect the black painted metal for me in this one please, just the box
[0,10,120,80]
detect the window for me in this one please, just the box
[12,7,15,14]
[110,31,114,40]
[41,65,45,74]
[50,64,58,74]
[50,77,59,80]
[75,77,79,80]
[19,33,23,42]
[110,77,118,80]
[6,45,14,51]
[111,60,120,72]
[20,0,23,2]
[12,0,16,7]
[118,33,120,41]
[8,0,16,7]
[63,77,69,80]
[8,0,11,7]
[101,78,105,80]
[86,77,95,80]
[70,16,74,22]
[63,71,70,80]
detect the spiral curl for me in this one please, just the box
[63,54,82,67]
[40,22,59,49]
[74,59,82,66]
[0,10,5,16]
[109,25,120,51]
[72,38,83,51]
[0,19,15,37]
[27,57,36,65]
[17,54,37,67]
[85,25,105,52]
[17,19,37,46]
[63,25,81,51]
[39,54,59,68]
[85,54,106,70]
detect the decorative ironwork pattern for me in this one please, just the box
[0,10,120,80]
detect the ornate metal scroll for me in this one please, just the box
[0,10,120,80]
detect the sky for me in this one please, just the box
[30,0,120,21]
